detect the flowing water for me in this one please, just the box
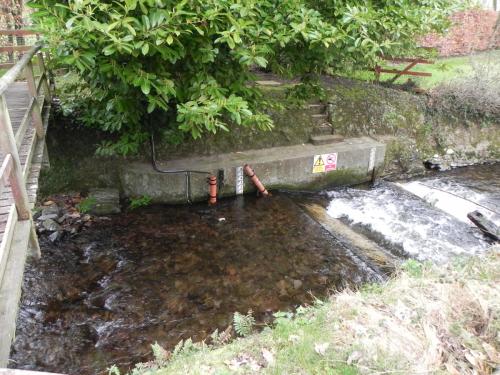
[10,164,499,374]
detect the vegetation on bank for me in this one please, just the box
[109,250,500,375]
[29,0,458,155]
[347,49,500,89]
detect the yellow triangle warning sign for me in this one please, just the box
[314,156,325,167]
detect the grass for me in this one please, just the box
[115,247,500,375]
[345,49,500,89]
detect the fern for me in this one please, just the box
[233,310,255,337]
[107,365,121,375]
[129,195,152,210]
[77,197,96,213]
[151,342,170,365]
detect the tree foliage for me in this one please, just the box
[30,0,455,155]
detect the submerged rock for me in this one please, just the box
[87,188,121,216]
[42,219,61,232]
[48,231,61,243]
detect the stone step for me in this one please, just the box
[310,134,345,145]
[307,103,326,115]
[312,122,334,136]
[310,113,330,126]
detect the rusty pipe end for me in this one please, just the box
[208,175,217,205]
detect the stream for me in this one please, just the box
[9,163,499,374]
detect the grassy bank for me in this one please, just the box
[347,49,500,89]
[115,249,500,375]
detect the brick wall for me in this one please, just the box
[420,10,500,56]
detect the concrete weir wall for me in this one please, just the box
[121,137,385,203]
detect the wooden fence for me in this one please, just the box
[374,56,434,84]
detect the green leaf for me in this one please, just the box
[141,81,151,95]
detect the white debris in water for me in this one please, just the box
[326,184,489,264]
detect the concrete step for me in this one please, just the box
[307,103,326,115]
[310,134,345,145]
[310,113,329,124]
[312,123,334,136]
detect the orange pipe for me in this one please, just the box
[208,175,217,205]
[243,164,269,197]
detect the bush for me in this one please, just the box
[430,60,500,121]
[30,0,456,155]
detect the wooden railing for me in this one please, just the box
[0,43,52,258]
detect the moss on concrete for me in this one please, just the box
[273,168,370,191]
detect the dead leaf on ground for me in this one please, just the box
[314,342,330,356]
[262,348,274,366]
[482,342,500,363]
[225,354,261,372]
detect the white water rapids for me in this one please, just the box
[326,166,498,264]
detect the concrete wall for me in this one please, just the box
[120,137,385,204]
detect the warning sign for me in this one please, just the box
[312,153,337,173]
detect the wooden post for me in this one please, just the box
[374,65,381,82]
[36,52,52,102]
[0,95,41,259]
[24,60,45,138]
[0,95,31,220]
[29,223,41,259]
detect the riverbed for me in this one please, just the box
[10,164,499,374]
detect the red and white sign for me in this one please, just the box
[312,152,338,173]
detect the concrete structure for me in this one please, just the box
[121,137,386,204]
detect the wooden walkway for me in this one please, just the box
[0,43,51,367]
[0,82,46,241]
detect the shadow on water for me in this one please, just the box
[10,194,375,375]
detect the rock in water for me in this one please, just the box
[42,218,61,232]
[467,211,499,241]
[48,231,61,243]
[87,188,121,216]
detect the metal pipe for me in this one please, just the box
[150,134,216,204]
[243,164,269,197]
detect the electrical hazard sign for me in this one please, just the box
[312,153,337,173]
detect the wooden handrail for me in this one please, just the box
[0,44,42,96]
[0,154,13,193]
[0,40,47,263]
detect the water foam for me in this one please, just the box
[326,184,490,263]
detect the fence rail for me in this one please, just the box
[374,56,434,84]
[0,43,51,259]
